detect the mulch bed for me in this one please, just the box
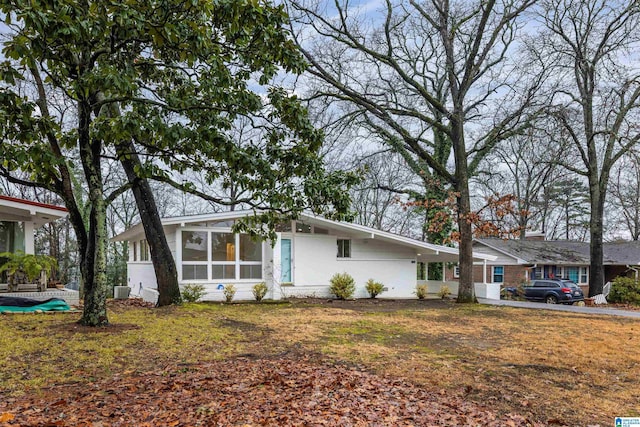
[0,355,541,426]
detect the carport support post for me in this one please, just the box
[25,222,35,254]
[483,260,487,284]
[442,263,446,282]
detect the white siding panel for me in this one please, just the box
[352,238,415,260]
[164,225,177,259]
[293,234,338,287]
[128,262,157,296]
[292,234,417,298]
[471,243,518,265]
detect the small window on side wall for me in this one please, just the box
[453,265,460,278]
[492,266,504,283]
[140,239,149,261]
[337,239,351,258]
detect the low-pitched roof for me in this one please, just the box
[112,210,496,263]
[0,195,68,227]
[475,238,640,266]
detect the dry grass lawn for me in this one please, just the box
[1,298,639,425]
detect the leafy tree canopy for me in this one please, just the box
[0,0,356,235]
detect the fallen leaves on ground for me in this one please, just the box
[0,354,541,427]
[106,298,156,310]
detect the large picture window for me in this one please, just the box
[239,235,262,261]
[211,233,235,261]
[181,230,263,281]
[182,231,208,261]
[211,232,236,280]
[239,235,262,279]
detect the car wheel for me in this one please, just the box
[545,295,558,304]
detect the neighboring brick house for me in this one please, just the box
[444,234,640,296]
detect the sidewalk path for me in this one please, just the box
[478,298,640,319]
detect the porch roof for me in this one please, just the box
[0,195,68,227]
[112,210,495,263]
[474,238,640,266]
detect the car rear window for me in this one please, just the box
[533,281,557,287]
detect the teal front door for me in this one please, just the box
[281,239,292,283]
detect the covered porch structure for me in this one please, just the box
[0,195,78,305]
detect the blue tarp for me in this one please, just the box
[0,296,70,312]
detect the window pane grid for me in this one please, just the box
[181,229,264,282]
[239,235,262,261]
[182,264,207,280]
[212,265,235,280]
[211,233,235,261]
[337,239,351,258]
[240,264,262,279]
[182,231,208,261]
[492,266,504,283]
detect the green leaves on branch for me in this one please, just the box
[0,0,354,224]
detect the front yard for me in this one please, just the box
[0,298,638,425]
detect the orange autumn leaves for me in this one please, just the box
[408,193,528,243]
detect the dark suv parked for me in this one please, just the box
[524,279,585,304]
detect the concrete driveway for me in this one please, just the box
[478,298,640,319]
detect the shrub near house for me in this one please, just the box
[365,279,384,298]
[609,277,640,305]
[0,251,57,292]
[329,273,356,300]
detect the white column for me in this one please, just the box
[483,260,487,284]
[442,262,446,282]
[271,235,282,300]
[24,221,35,254]
[175,227,182,282]
[235,233,240,282]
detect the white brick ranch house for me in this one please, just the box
[112,210,497,301]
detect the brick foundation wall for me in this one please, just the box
[446,264,527,285]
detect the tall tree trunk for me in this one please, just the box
[588,185,606,296]
[78,101,109,326]
[96,95,181,306]
[115,140,181,306]
[456,181,475,303]
[452,117,476,303]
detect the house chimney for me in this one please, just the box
[525,231,545,241]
